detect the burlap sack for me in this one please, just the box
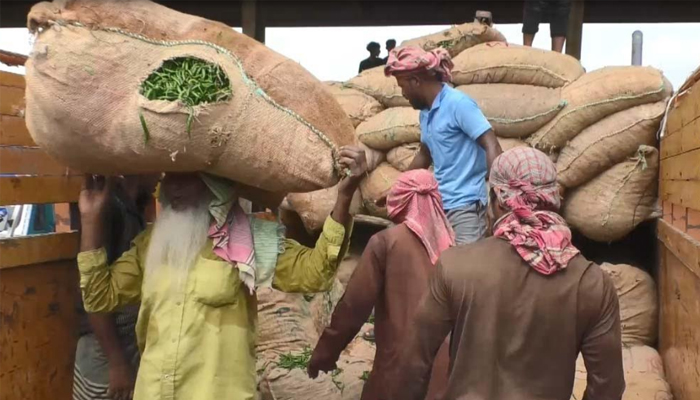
[557,102,665,188]
[497,138,529,152]
[258,367,341,400]
[528,67,672,152]
[325,82,385,128]
[452,42,584,87]
[346,66,409,108]
[457,84,565,138]
[359,143,386,173]
[401,23,506,57]
[307,279,346,336]
[600,263,658,346]
[26,1,354,193]
[387,143,421,172]
[256,288,319,356]
[287,187,363,233]
[360,163,402,218]
[357,108,421,150]
[335,326,376,400]
[563,146,659,242]
[571,347,672,400]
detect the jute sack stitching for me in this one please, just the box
[360,163,402,218]
[452,42,584,87]
[563,146,659,242]
[528,66,672,152]
[325,82,385,128]
[600,263,658,346]
[387,142,421,172]
[356,108,421,150]
[557,102,665,188]
[26,23,352,193]
[457,84,565,138]
[401,23,506,57]
[346,66,409,108]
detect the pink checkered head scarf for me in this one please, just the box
[387,170,455,264]
[490,148,579,275]
[384,46,454,82]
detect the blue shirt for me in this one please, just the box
[420,84,492,210]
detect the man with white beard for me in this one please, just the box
[77,146,367,400]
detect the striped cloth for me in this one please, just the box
[490,147,579,275]
[384,46,454,82]
[387,170,455,264]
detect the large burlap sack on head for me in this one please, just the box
[387,143,421,172]
[557,102,665,188]
[600,263,658,346]
[563,146,659,242]
[360,163,402,218]
[347,66,409,108]
[528,67,672,152]
[325,82,385,128]
[457,84,565,138]
[357,108,421,150]
[571,347,672,400]
[401,23,506,57]
[26,1,354,193]
[287,187,363,233]
[452,42,584,87]
[359,143,386,173]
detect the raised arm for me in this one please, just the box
[273,146,366,293]
[308,234,386,378]
[78,175,145,312]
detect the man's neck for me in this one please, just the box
[423,83,444,110]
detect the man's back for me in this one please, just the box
[397,237,624,400]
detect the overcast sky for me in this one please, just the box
[2,22,699,89]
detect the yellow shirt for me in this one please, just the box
[78,217,350,400]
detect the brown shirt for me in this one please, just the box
[312,224,449,400]
[394,237,625,400]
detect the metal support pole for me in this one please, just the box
[632,30,643,66]
[565,0,585,60]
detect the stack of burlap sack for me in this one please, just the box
[289,29,673,243]
[572,263,672,400]
[255,279,376,399]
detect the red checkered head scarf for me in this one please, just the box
[490,148,579,275]
[384,46,454,83]
[387,170,455,264]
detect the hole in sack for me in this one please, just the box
[141,57,232,106]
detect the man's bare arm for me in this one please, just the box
[407,144,432,171]
[476,130,502,177]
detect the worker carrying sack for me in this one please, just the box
[25,0,355,193]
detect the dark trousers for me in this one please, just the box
[522,0,572,37]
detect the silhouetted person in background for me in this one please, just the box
[359,41,384,73]
[522,0,572,52]
[384,39,397,62]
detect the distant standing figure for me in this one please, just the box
[384,39,397,63]
[522,0,572,52]
[359,42,385,73]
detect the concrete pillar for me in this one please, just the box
[242,0,266,43]
[566,0,585,60]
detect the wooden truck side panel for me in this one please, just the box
[0,71,81,400]
[658,72,700,400]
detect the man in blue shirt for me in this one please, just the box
[385,46,502,245]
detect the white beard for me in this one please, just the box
[144,202,211,292]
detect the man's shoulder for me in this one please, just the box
[442,86,477,109]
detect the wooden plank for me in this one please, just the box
[660,147,700,181]
[0,175,82,206]
[666,81,700,136]
[565,0,584,60]
[672,203,688,232]
[660,179,700,213]
[0,260,78,400]
[0,232,79,269]
[657,219,700,279]
[661,117,700,160]
[0,71,25,88]
[0,86,25,117]
[688,208,700,242]
[0,115,34,146]
[662,200,673,224]
[0,146,74,176]
[658,247,700,400]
